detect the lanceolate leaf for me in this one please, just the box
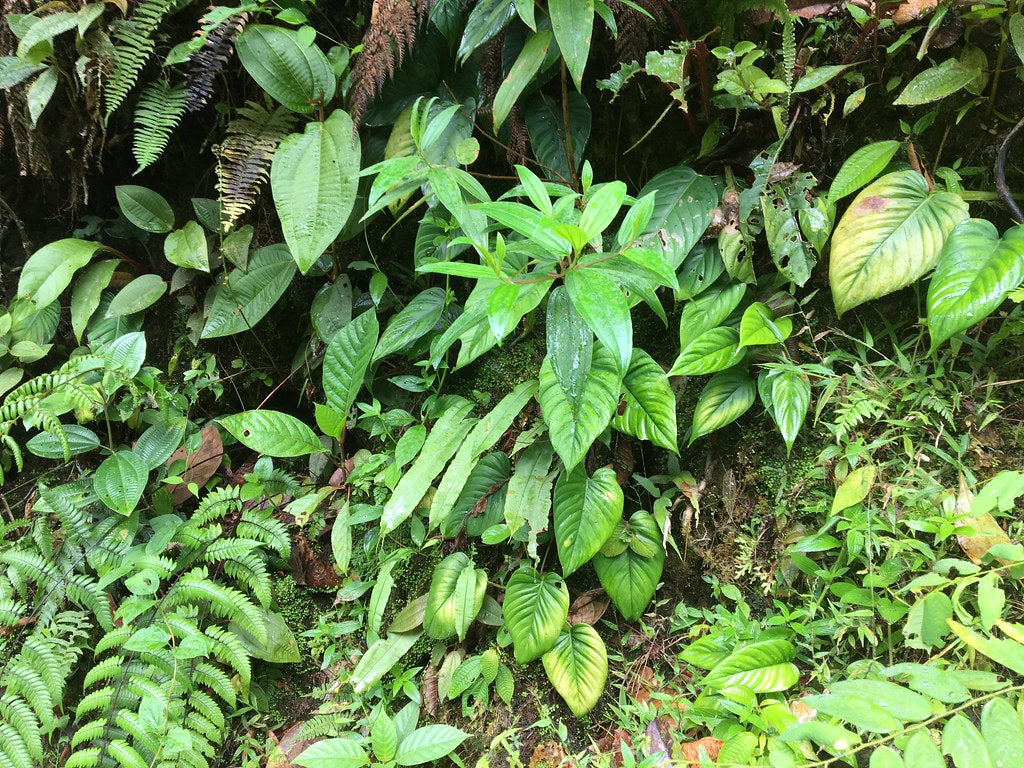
[670,327,745,377]
[202,245,297,338]
[94,450,149,515]
[503,567,570,663]
[375,287,447,361]
[677,279,747,350]
[553,467,623,576]
[829,171,968,316]
[493,28,552,131]
[549,0,593,89]
[593,511,664,621]
[547,286,594,410]
[323,309,379,418]
[613,349,677,453]
[70,259,118,343]
[565,268,632,373]
[538,346,621,470]
[236,25,336,113]
[272,110,360,274]
[828,140,901,202]
[689,369,756,444]
[19,238,105,309]
[927,219,1024,350]
[503,440,555,557]
[542,624,608,717]
[26,425,100,460]
[218,410,323,457]
[424,553,487,640]
[703,638,799,697]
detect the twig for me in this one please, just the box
[996,114,1024,221]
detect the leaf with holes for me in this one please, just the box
[637,165,718,268]
[272,109,360,274]
[424,553,487,641]
[553,467,623,577]
[689,369,756,444]
[542,624,608,717]
[538,346,621,470]
[829,171,968,315]
[323,309,378,417]
[503,567,569,663]
[218,410,323,457]
[928,220,1024,350]
[593,511,664,621]
[613,349,677,453]
[94,450,149,515]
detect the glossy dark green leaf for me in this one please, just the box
[493,28,552,131]
[375,287,446,360]
[503,567,569,663]
[689,369,756,444]
[637,165,718,268]
[323,309,378,417]
[670,327,744,377]
[553,467,623,576]
[116,185,174,233]
[613,349,677,453]
[758,369,810,456]
[546,286,593,408]
[458,0,515,61]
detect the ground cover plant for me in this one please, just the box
[3,1,1024,766]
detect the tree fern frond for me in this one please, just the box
[185,11,249,111]
[133,80,187,173]
[214,102,296,229]
[105,0,175,120]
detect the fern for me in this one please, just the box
[104,0,176,120]
[133,79,187,173]
[214,101,296,229]
[185,11,249,112]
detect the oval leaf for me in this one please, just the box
[218,409,322,457]
[553,467,623,577]
[116,185,174,233]
[689,369,756,445]
[503,567,570,664]
[235,25,336,113]
[542,624,608,717]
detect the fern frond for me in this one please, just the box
[214,102,296,229]
[185,11,249,111]
[105,0,175,120]
[133,80,187,173]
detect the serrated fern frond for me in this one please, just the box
[133,79,187,173]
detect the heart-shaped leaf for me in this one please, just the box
[542,624,608,717]
[538,346,621,470]
[272,110,361,274]
[829,170,968,315]
[553,467,623,576]
[424,553,487,640]
[164,220,209,272]
[503,567,569,663]
[758,369,811,456]
[927,219,1024,350]
[613,349,677,453]
[593,511,664,621]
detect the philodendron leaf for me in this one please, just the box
[927,219,1024,350]
[689,369,756,445]
[94,450,149,515]
[323,309,378,418]
[829,170,968,315]
[272,109,361,274]
[424,553,487,640]
[542,624,608,717]
[553,467,623,576]
[503,567,570,663]
[613,349,677,453]
[593,511,664,621]
[218,410,323,457]
[758,368,811,456]
[703,638,799,698]
[538,346,621,470]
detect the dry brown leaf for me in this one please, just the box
[167,423,223,504]
[790,699,817,722]
[592,728,632,768]
[266,722,319,767]
[530,741,574,768]
[677,737,722,766]
[892,0,938,24]
[568,589,611,625]
[955,477,1013,565]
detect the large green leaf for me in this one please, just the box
[18,238,104,309]
[593,511,664,621]
[106,274,166,317]
[894,58,980,106]
[323,309,379,417]
[164,220,210,272]
[375,287,447,361]
[549,0,593,90]
[381,399,475,533]
[942,714,993,768]
[272,110,361,274]
[637,165,718,268]
[295,737,369,768]
[829,170,968,315]
[689,369,756,445]
[538,346,620,470]
[542,624,608,717]
[802,693,901,734]
[26,425,99,460]
[525,93,590,184]
[503,567,570,663]
[981,698,1024,767]
[927,219,1024,350]
[423,553,487,640]
[133,421,186,470]
[670,327,745,377]
[70,259,117,343]
[758,368,811,456]
[703,638,799,698]
[116,185,174,233]
[235,25,336,113]
[94,450,149,515]
[565,268,631,373]
[458,0,516,61]
[546,285,593,410]
[218,410,323,457]
[395,725,469,766]
[553,467,623,576]
[493,28,552,130]
[351,631,420,694]
[613,349,677,452]
[202,245,297,338]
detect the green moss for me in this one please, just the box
[452,337,542,408]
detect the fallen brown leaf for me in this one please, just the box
[892,0,938,24]
[677,737,722,766]
[530,741,574,768]
[568,589,610,625]
[592,728,632,768]
[167,423,222,504]
[956,477,1013,565]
